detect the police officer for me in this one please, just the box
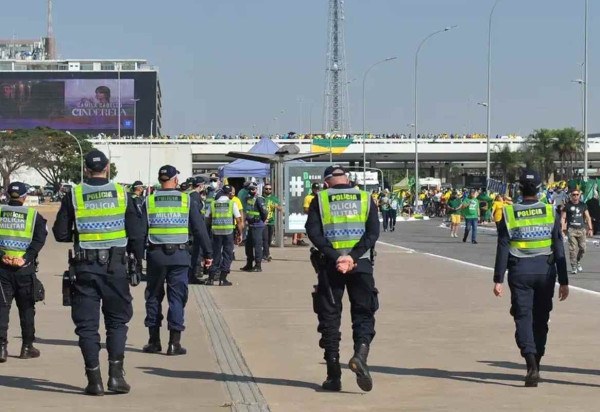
[126,181,146,279]
[493,169,569,387]
[240,182,268,272]
[53,149,136,395]
[0,182,47,363]
[205,185,243,286]
[188,176,208,284]
[142,165,213,356]
[305,165,380,392]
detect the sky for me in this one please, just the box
[2,0,598,136]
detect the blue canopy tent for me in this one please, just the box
[218,137,280,178]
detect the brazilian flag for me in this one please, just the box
[311,138,354,154]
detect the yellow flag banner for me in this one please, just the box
[310,138,354,154]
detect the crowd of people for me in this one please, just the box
[88,132,526,141]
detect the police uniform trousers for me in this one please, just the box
[245,226,264,264]
[262,225,275,258]
[211,234,234,275]
[508,270,556,357]
[127,237,145,272]
[71,270,133,368]
[189,236,205,280]
[145,249,189,332]
[0,269,35,345]
[312,259,379,356]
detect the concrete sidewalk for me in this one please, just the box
[1,207,229,411]
[211,243,600,411]
[3,206,600,411]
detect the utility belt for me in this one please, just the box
[72,247,126,266]
[148,243,189,255]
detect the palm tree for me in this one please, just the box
[554,127,583,179]
[524,129,557,181]
[491,145,522,182]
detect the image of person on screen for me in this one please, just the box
[95,86,111,104]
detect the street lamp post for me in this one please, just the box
[148,119,154,188]
[65,131,84,183]
[362,57,397,191]
[486,0,504,185]
[414,26,457,205]
[584,0,589,179]
[131,98,140,137]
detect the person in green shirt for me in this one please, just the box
[462,189,480,244]
[477,189,493,223]
[262,184,281,261]
[447,193,463,238]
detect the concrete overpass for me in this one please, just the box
[88,136,600,184]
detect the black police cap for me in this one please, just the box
[323,165,347,180]
[158,165,180,182]
[519,169,542,187]
[84,149,109,172]
[8,182,28,198]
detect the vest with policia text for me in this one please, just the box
[503,202,554,258]
[318,188,370,257]
[0,205,36,258]
[212,200,235,235]
[147,190,190,244]
[73,182,127,250]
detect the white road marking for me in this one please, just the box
[377,241,600,297]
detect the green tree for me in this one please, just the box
[24,128,117,189]
[523,129,557,181]
[0,130,32,189]
[554,127,582,180]
[491,145,522,182]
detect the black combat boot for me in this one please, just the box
[203,272,216,286]
[19,343,40,359]
[142,327,162,353]
[166,330,187,356]
[0,343,7,363]
[84,366,104,396]
[524,353,540,387]
[251,261,262,272]
[107,360,130,393]
[535,354,542,371]
[240,260,253,271]
[219,271,232,286]
[348,343,373,392]
[322,353,342,391]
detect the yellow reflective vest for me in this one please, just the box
[0,205,36,258]
[73,182,127,250]
[147,190,190,244]
[318,188,369,256]
[503,202,554,258]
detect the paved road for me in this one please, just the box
[5,205,600,411]
[379,218,600,293]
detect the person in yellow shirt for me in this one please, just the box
[491,195,505,230]
[230,187,244,223]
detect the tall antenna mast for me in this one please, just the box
[323,0,350,134]
[47,0,57,59]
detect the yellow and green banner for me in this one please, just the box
[311,138,354,154]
